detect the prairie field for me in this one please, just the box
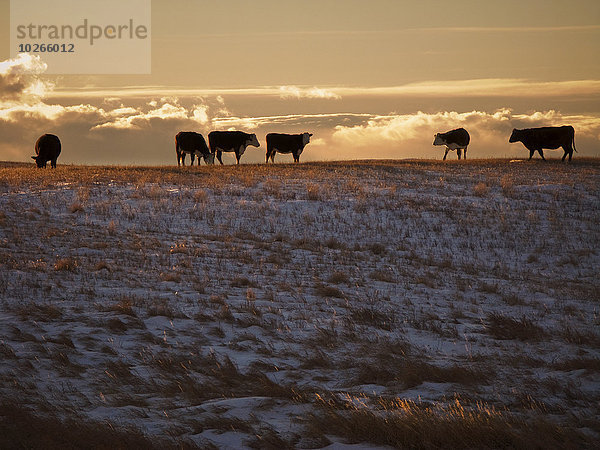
[0,158,599,449]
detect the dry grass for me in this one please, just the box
[485,313,547,341]
[304,396,593,449]
[54,257,78,271]
[473,181,490,197]
[0,400,191,449]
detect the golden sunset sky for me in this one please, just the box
[1,0,599,164]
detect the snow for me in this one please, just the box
[0,160,598,447]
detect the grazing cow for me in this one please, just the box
[433,128,470,160]
[208,131,260,165]
[32,134,61,168]
[509,126,577,161]
[175,132,214,166]
[266,132,313,163]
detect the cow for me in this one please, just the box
[433,128,470,161]
[175,132,214,166]
[266,132,313,163]
[208,131,260,165]
[509,126,577,161]
[32,134,61,168]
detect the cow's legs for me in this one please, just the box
[528,149,534,160]
[457,149,462,160]
[270,153,276,163]
[538,149,546,161]
[51,159,57,168]
[443,148,449,161]
[464,146,468,160]
[217,151,224,165]
[235,152,241,165]
[293,153,300,163]
[190,153,196,166]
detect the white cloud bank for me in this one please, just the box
[328,109,600,159]
[1,54,599,164]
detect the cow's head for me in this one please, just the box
[302,132,313,146]
[203,152,215,165]
[433,133,446,146]
[509,129,521,143]
[31,156,45,168]
[245,133,260,148]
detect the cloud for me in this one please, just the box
[0,53,53,102]
[1,54,598,165]
[332,79,600,98]
[92,101,210,130]
[328,109,600,159]
[278,86,341,100]
[47,79,600,101]
[0,55,217,164]
[211,113,371,130]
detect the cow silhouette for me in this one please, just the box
[509,126,577,161]
[266,133,312,163]
[175,132,214,165]
[32,134,61,168]
[433,128,470,160]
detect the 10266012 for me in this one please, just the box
[17,43,75,52]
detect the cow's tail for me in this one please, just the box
[572,133,578,153]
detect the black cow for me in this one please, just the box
[175,132,214,166]
[208,131,260,165]
[509,126,577,161]
[433,128,470,160]
[266,132,312,163]
[32,134,61,168]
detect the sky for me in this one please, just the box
[1,0,599,164]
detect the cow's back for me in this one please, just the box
[267,133,303,152]
[523,126,574,148]
[176,132,207,152]
[267,133,299,148]
[35,134,61,158]
[443,128,470,147]
[209,131,246,149]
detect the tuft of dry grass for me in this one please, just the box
[69,201,84,213]
[369,269,396,283]
[54,257,78,271]
[354,357,485,388]
[304,396,593,449]
[348,307,394,331]
[0,401,190,450]
[314,283,345,299]
[231,277,259,288]
[13,302,62,321]
[485,313,547,341]
[160,272,182,283]
[473,181,490,197]
[306,183,322,201]
[328,271,350,284]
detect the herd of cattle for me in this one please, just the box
[31,126,577,168]
[175,131,313,166]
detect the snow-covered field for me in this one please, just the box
[0,159,598,448]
